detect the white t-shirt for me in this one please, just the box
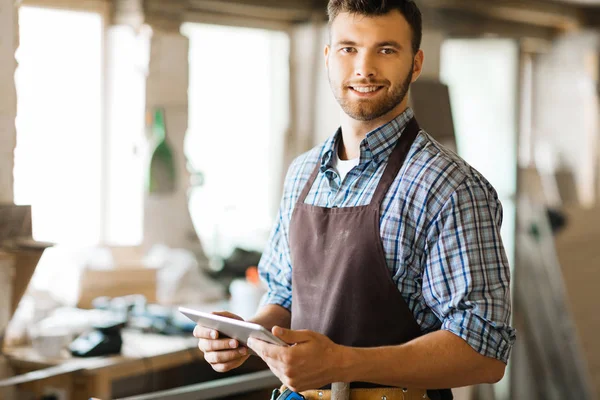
[332,142,359,181]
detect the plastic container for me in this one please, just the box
[228,267,265,320]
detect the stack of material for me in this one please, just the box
[0,205,50,320]
[554,205,600,398]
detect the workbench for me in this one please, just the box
[4,329,271,400]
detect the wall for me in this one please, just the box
[0,0,17,203]
[284,22,329,168]
[420,30,445,80]
[0,5,17,394]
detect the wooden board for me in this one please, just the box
[4,330,219,399]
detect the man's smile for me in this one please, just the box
[348,85,384,96]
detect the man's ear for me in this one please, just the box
[324,45,330,69]
[411,49,424,83]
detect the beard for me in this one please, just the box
[329,66,414,122]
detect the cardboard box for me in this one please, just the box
[109,245,145,267]
[78,266,157,309]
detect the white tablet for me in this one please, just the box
[179,306,289,348]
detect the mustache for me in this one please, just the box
[345,79,389,87]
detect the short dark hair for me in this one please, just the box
[327,0,422,55]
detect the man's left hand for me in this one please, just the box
[247,327,345,392]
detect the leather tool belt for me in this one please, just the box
[272,387,430,400]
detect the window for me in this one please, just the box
[15,7,147,247]
[182,23,290,260]
[14,6,103,245]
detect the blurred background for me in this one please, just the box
[0,0,599,399]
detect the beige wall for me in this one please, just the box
[0,4,18,396]
[0,0,18,203]
[420,30,445,80]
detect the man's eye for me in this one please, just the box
[381,48,395,55]
[341,47,355,53]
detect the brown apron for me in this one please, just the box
[289,117,452,400]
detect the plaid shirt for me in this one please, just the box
[258,108,516,363]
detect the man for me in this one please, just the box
[194,1,516,399]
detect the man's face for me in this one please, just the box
[325,10,423,122]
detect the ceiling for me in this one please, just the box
[140,0,600,39]
[545,0,600,5]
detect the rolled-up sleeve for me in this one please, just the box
[423,177,516,363]
[258,205,293,310]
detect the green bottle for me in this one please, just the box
[147,108,176,194]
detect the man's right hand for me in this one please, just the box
[193,311,250,372]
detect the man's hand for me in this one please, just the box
[247,326,345,392]
[193,311,250,372]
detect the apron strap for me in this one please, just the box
[297,159,322,205]
[369,117,420,208]
[297,117,420,207]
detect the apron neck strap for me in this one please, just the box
[370,117,420,207]
[297,117,421,206]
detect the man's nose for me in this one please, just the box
[355,53,377,78]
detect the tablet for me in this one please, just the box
[178,306,289,348]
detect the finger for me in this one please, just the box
[198,338,241,352]
[204,347,249,364]
[212,356,250,373]
[247,338,285,361]
[272,326,312,345]
[193,325,219,339]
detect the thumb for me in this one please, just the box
[272,326,311,345]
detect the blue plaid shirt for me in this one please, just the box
[258,108,516,363]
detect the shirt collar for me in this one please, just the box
[320,107,415,172]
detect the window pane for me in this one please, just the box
[183,23,289,259]
[14,6,103,245]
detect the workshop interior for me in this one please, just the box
[1,0,600,399]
